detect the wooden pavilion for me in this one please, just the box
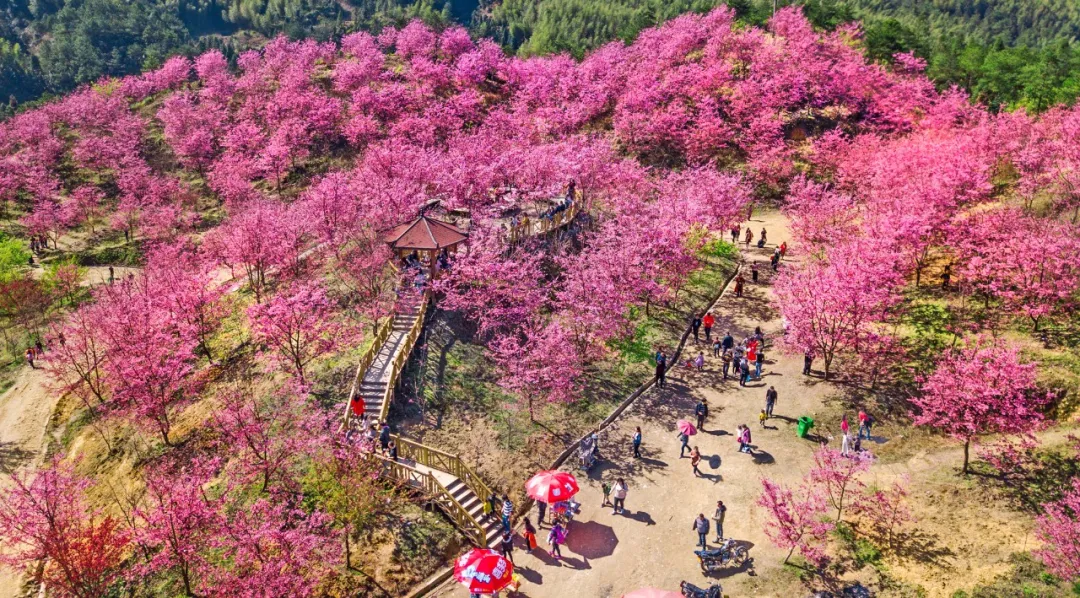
[382,214,468,279]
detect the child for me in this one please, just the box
[759,409,767,428]
[601,481,612,507]
[712,339,721,358]
[523,517,538,551]
[694,351,705,371]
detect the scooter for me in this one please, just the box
[694,539,749,572]
[680,580,722,598]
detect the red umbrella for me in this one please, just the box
[525,470,580,503]
[453,549,513,594]
[677,420,697,436]
[622,589,681,598]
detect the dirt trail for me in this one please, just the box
[434,212,1055,598]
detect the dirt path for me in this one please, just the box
[434,212,1055,598]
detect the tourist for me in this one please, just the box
[703,312,715,341]
[677,430,691,458]
[730,225,740,243]
[712,338,721,358]
[744,228,753,247]
[387,440,398,461]
[858,410,873,440]
[537,500,547,526]
[612,478,628,514]
[547,521,565,559]
[713,500,727,542]
[691,315,702,341]
[379,422,391,453]
[803,352,814,376]
[738,425,752,454]
[523,517,538,551]
[722,331,734,353]
[25,347,35,369]
[655,359,666,389]
[755,349,764,379]
[759,409,767,428]
[759,228,767,247]
[632,426,642,458]
[734,274,745,297]
[694,351,705,372]
[841,431,852,457]
[690,446,702,477]
[840,414,850,438]
[501,494,513,531]
[602,479,612,507]
[721,350,732,379]
[751,261,759,282]
[765,386,777,418]
[739,356,750,386]
[695,399,708,430]
[692,513,710,549]
[500,529,515,564]
[483,493,496,522]
[779,241,788,258]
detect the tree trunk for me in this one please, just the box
[962,439,970,475]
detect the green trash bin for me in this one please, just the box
[797,417,814,439]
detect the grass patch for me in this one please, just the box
[956,553,1077,598]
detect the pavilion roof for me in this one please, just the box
[383,215,468,251]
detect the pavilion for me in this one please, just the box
[382,214,468,279]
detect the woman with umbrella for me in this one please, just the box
[676,420,697,458]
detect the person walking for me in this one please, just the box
[690,446,702,477]
[840,414,850,438]
[703,312,715,341]
[677,430,691,458]
[379,422,391,454]
[601,480,613,507]
[759,409,768,428]
[759,228,768,247]
[501,494,514,532]
[691,316,702,342]
[695,399,708,430]
[523,517,538,551]
[612,478,628,514]
[537,500,547,527]
[734,274,745,297]
[692,514,710,549]
[730,225,740,244]
[694,351,705,372]
[841,431,852,457]
[755,349,764,380]
[751,262,759,282]
[770,251,780,271]
[25,347,35,369]
[548,521,565,559]
[803,352,814,376]
[722,332,734,353]
[655,359,666,389]
[744,228,753,248]
[712,338,721,358]
[859,410,873,440]
[765,386,777,418]
[739,357,750,387]
[713,500,727,542]
[483,493,496,522]
[632,426,642,458]
[721,350,732,379]
[780,241,788,258]
[500,529,515,564]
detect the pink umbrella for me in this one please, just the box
[677,420,697,436]
[525,470,580,503]
[622,589,681,598]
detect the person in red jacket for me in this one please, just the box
[702,312,715,342]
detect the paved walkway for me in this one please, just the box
[433,212,834,597]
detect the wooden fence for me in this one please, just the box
[342,316,394,424]
[507,192,581,244]
[376,290,429,422]
[391,435,493,512]
[379,452,489,547]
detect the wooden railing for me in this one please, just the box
[380,457,489,547]
[391,434,493,512]
[376,289,430,422]
[342,316,394,424]
[507,192,581,244]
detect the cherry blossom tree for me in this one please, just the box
[0,457,129,598]
[809,446,873,523]
[911,337,1050,474]
[757,478,834,567]
[212,386,313,492]
[1035,478,1080,581]
[247,281,350,387]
